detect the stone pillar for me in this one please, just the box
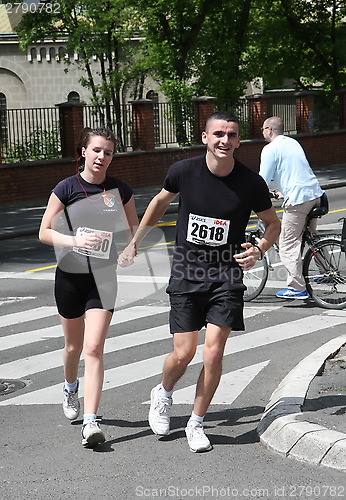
[56,102,85,158]
[296,92,315,134]
[0,111,3,164]
[131,99,155,151]
[247,94,269,139]
[338,89,346,129]
[191,96,216,143]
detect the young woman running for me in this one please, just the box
[39,127,138,447]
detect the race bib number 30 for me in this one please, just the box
[186,213,230,246]
[73,227,113,259]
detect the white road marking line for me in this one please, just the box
[158,360,270,405]
[0,271,170,283]
[2,311,345,406]
[0,306,275,374]
[0,296,36,306]
[0,305,169,351]
[0,325,171,379]
[0,307,57,328]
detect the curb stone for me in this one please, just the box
[257,335,346,471]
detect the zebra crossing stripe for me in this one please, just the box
[158,360,270,405]
[1,311,345,406]
[0,325,171,379]
[0,297,36,306]
[0,305,170,351]
[0,271,170,283]
[0,306,277,377]
[0,307,57,328]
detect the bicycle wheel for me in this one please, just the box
[303,237,346,309]
[243,255,269,302]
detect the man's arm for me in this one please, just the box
[255,206,281,254]
[234,206,281,270]
[118,188,178,267]
[259,147,277,186]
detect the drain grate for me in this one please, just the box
[0,379,26,395]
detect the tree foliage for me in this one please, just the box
[247,0,346,92]
[17,0,146,150]
[16,0,346,147]
[133,0,255,142]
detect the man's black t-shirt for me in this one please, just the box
[163,155,272,283]
[53,173,133,272]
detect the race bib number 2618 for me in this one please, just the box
[186,213,230,246]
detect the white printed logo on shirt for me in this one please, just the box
[186,213,230,246]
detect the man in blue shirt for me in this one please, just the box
[259,116,323,299]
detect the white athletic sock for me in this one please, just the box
[159,384,173,398]
[188,411,204,424]
[64,379,78,393]
[83,414,97,424]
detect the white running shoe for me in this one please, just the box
[81,421,105,448]
[148,384,172,436]
[185,421,212,453]
[62,382,80,420]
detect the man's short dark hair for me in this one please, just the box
[205,110,239,131]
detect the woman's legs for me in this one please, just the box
[60,308,112,415]
[83,308,112,415]
[60,315,85,383]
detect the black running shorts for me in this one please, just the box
[55,266,117,319]
[166,278,245,334]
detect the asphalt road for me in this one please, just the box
[0,188,346,499]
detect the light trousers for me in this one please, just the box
[279,198,320,291]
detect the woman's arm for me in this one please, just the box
[39,192,101,250]
[118,188,177,267]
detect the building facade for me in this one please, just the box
[0,5,161,110]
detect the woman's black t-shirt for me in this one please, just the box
[53,173,133,273]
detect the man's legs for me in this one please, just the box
[184,323,230,452]
[193,323,231,416]
[279,199,318,291]
[162,330,199,391]
[149,330,198,436]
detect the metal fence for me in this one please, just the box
[83,104,133,151]
[267,94,297,134]
[0,107,61,162]
[215,99,251,138]
[153,101,195,147]
[0,93,342,162]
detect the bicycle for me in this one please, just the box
[243,193,346,309]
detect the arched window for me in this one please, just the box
[0,93,8,144]
[48,47,56,62]
[68,91,80,103]
[57,47,65,62]
[30,47,37,62]
[39,47,46,62]
[146,90,158,102]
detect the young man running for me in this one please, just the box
[119,111,280,452]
